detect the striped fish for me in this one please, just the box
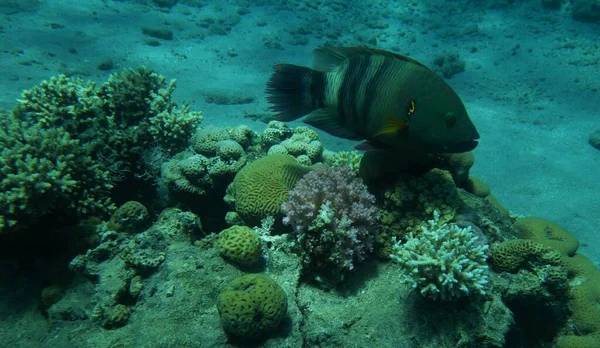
[265,47,479,153]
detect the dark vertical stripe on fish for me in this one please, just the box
[308,70,326,109]
[362,56,394,129]
[343,55,368,129]
[337,62,351,126]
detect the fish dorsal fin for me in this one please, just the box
[313,47,427,71]
[304,108,363,140]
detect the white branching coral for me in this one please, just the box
[390,211,489,300]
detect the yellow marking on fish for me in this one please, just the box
[374,113,408,137]
[408,100,416,115]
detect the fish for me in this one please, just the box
[265,47,479,153]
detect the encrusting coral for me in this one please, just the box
[390,210,489,300]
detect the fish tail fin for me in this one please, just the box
[266,64,326,121]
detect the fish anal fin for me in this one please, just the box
[304,108,362,140]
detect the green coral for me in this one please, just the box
[260,121,292,147]
[323,150,363,172]
[228,154,314,225]
[217,225,261,266]
[191,125,255,157]
[272,126,323,164]
[390,211,489,300]
[108,201,150,234]
[190,126,230,156]
[161,147,246,199]
[0,116,113,233]
[99,304,130,329]
[216,274,288,338]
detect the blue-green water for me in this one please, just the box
[0,1,599,347]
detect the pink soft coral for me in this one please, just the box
[281,166,378,287]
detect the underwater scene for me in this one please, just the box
[0,0,599,347]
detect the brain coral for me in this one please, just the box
[230,154,314,225]
[217,225,261,266]
[216,274,287,338]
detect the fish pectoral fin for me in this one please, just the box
[373,114,408,137]
[304,108,362,140]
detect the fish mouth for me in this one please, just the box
[440,139,479,153]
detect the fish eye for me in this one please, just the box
[444,112,457,128]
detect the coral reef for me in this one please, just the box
[490,223,600,346]
[216,274,288,339]
[281,166,378,287]
[59,208,201,329]
[161,150,244,199]
[491,239,565,274]
[433,52,466,78]
[390,211,490,300]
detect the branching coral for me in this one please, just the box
[390,211,489,300]
[0,67,202,233]
[0,115,113,233]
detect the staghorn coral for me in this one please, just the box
[281,166,378,287]
[390,211,489,300]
